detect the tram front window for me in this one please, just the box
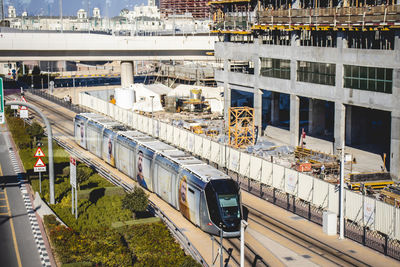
[218,194,240,220]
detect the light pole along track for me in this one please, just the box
[5,101,55,204]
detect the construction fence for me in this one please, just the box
[79,92,400,246]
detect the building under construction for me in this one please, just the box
[160,0,210,19]
[209,0,400,179]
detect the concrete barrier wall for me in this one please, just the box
[80,92,400,240]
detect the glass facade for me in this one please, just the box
[260,58,290,80]
[343,65,393,94]
[297,61,336,86]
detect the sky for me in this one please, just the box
[5,0,147,17]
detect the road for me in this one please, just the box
[0,124,43,267]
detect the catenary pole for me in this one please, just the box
[339,141,345,239]
[6,101,55,204]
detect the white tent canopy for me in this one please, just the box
[130,83,171,112]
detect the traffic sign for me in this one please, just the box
[0,78,4,124]
[20,106,28,119]
[70,157,77,188]
[34,157,46,167]
[11,98,18,110]
[34,147,46,157]
[34,158,46,172]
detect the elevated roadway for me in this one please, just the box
[0,32,217,61]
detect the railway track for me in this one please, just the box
[245,205,372,267]
[11,92,382,267]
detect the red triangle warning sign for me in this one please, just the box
[34,147,45,157]
[34,158,46,168]
[20,106,28,111]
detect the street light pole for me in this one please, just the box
[6,101,55,204]
[219,223,224,267]
[59,0,63,33]
[240,220,248,267]
[339,141,345,239]
[150,95,154,136]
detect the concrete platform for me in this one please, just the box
[242,191,399,266]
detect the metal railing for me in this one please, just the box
[27,89,91,114]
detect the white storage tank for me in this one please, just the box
[115,87,135,109]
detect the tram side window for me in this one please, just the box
[205,184,221,225]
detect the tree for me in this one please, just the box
[62,164,93,189]
[77,165,93,185]
[32,65,41,76]
[122,186,149,219]
[27,122,44,143]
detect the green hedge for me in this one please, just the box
[78,187,125,200]
[123,222,201,267]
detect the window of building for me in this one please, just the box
[343,65,392,94]
[260,58,290,80]
[215,58,224,71]
[229,60,254,74]
[260,30,290,46]
[297,61,336,86]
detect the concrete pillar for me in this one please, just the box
[391,112,400,179]
[254,89,263,136]
[308,99,326,135]
[290,94,300,147]
[334,102,345,154]
[395,30,400,51]
[291,31,300,47]
[291,0,301,8]
[345,105,352,145]
[121,61,134,88]
[337,31,348,49]
[391,67,400,178]
[271,92,280,125]
[224,83,231,129]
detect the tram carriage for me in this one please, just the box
[74,113,242,236]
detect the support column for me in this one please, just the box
[290,31,300,47]
[334,102,345,154]
[290,94,300,147]
[390,66,400,178]
[308,99,326,135]
[337,31,348,49]
[391,112,400,178]
[291,0,301,9]
[224,84,231,130]
[345,105,352,145]
[254,89,262,136]
[271,92,280,125]
[395,30,400,51]
[121,61,134,88]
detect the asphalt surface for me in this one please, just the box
[0,124,42,267]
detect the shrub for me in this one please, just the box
[123,222,201,267]
[122,186,149,219]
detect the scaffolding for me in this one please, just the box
[228,107,255,148]
[160,0,210,19]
